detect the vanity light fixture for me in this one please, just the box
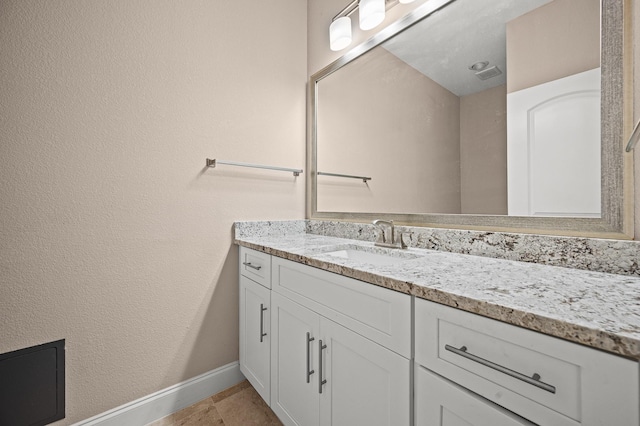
[330,0,412,51]
[330,16,353,51]
[359,0,386,30]
[330,0,358,51]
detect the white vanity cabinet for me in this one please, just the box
[239,247,272,404]
[415,298,640,426]
[270,256,412,426]
[239,244,639,426]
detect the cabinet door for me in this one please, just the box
[239,275,271,404]
[415,366,535,426]
[319,318,410,426]
[271,292,320,426]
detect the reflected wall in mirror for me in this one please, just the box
[309,0,632,237]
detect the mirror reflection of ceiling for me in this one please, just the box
[382,0,553,96]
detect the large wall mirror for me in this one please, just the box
[308,0,633,238]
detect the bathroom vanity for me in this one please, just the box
[240,247,411,426]
[236,221,640,426]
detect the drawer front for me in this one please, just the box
[415,366,535,426]
[240,246,271,288]
[415,299,639,426]
[438,317,580,420]
[271,256,411,358]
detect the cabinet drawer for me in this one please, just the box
[240,246,271,288]
[415,299,639,426]
[272,256,411,358]
[415,366,535,426]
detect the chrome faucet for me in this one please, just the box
[372,220,408,249]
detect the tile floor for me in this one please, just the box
[148,380,282,426]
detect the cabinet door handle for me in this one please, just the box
[306,332,315,383]
[444,344,556,394]
[243,262,262,271]
[259,304,268,343]
[318,339,327,394]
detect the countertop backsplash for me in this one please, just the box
[303,220,640,277]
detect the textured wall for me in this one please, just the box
[317,47,461,214]
[460,84,508,215]
[505,0,600,93]
[0,1,306,424]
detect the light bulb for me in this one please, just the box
[330,16,353,51]
[359,0,385,31]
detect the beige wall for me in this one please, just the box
[460,85,508,215]
[0,1,306,424]
[317,47,461,214]
[506,0,600,93]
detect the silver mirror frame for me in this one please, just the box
[307,0,634,239]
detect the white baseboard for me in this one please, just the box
[74,361,245,426]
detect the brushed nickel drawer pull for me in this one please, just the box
[319,340,327,394]
[445,344,556,394]
[243,262,262,271]
[259,304,268,343]
[306,332,315,383]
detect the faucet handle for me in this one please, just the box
[372,219,393,244]
[375,226,387,244]
[397,231,413,249]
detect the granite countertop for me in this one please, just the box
[234,226,640,361]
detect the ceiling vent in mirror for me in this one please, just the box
[474,65,502,80]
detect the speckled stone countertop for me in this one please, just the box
[234,221,640,360]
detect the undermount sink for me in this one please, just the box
[318,245,423,266]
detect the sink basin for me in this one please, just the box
[318,245,423,266]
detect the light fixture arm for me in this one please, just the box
[333,0,359,21]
